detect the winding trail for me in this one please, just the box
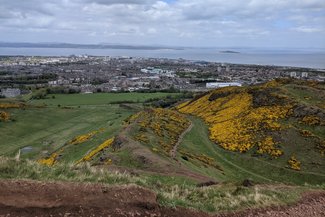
[117,118,212,182]
[170,121,193,159]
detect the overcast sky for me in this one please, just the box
[0,0,324,48]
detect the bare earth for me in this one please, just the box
[0,180,324,217]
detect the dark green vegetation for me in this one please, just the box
[29,92,183,106]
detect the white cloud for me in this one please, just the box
[293,26,323,33]
[0,0,324,47]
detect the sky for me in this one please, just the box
[0,0,325,48]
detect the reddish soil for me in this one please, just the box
[0,180,204,217]
[0,180,324,217]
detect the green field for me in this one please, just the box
[0,92,180,160]
[30,92,181,106]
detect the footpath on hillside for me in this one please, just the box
[170,120,193,158]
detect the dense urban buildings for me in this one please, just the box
[0,55,324,97]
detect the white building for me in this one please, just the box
[290,72,297,78]
[206,82,242,89]
[141,67,175,77]
[301,72,308,78]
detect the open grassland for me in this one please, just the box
[0,105,132,158]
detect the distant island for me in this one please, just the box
[219,50,240,54]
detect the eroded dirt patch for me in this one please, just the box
[0,180,324,217]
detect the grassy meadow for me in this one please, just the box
[30,92,182,106]
[0,92,180,161]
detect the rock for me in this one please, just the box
[196,181,218,187]
[242,179,254,187]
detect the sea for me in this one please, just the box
[0,47,324,69]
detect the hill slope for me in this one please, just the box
[177,79,325,176]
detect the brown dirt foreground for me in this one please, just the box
[0,180,324,217]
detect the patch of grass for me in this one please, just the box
[0,105,133,159]
[282,84,324,106]
[30,92,182,106]
[103,149,147,169]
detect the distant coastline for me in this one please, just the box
[0,46,324,69]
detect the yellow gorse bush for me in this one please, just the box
[0,111,10,121]
[124,112,141,124]
[38,128,105,166]
[288,155,301,170]
[257,136,283,157]
[177,85,292,157]
[318,140,325,156]
[0,103,24,109]
[69,128,104,145]
[129,108,190,154]
[301,116,322,126]
[179,150,221,170]
[300,130,313,137]
[134,133,149,143]
[76,137,114,164]
[38,149,63,166]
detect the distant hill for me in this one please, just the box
[0,42,184,51]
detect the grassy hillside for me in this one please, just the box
[0,82,324,214]
[176,79,325,184]
[0,92,180,162]
[127,108,191,155]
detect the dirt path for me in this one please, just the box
[170,121,193,158]
[0,180,324,217]
[0,180,204,217]
[217,191,325,217]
